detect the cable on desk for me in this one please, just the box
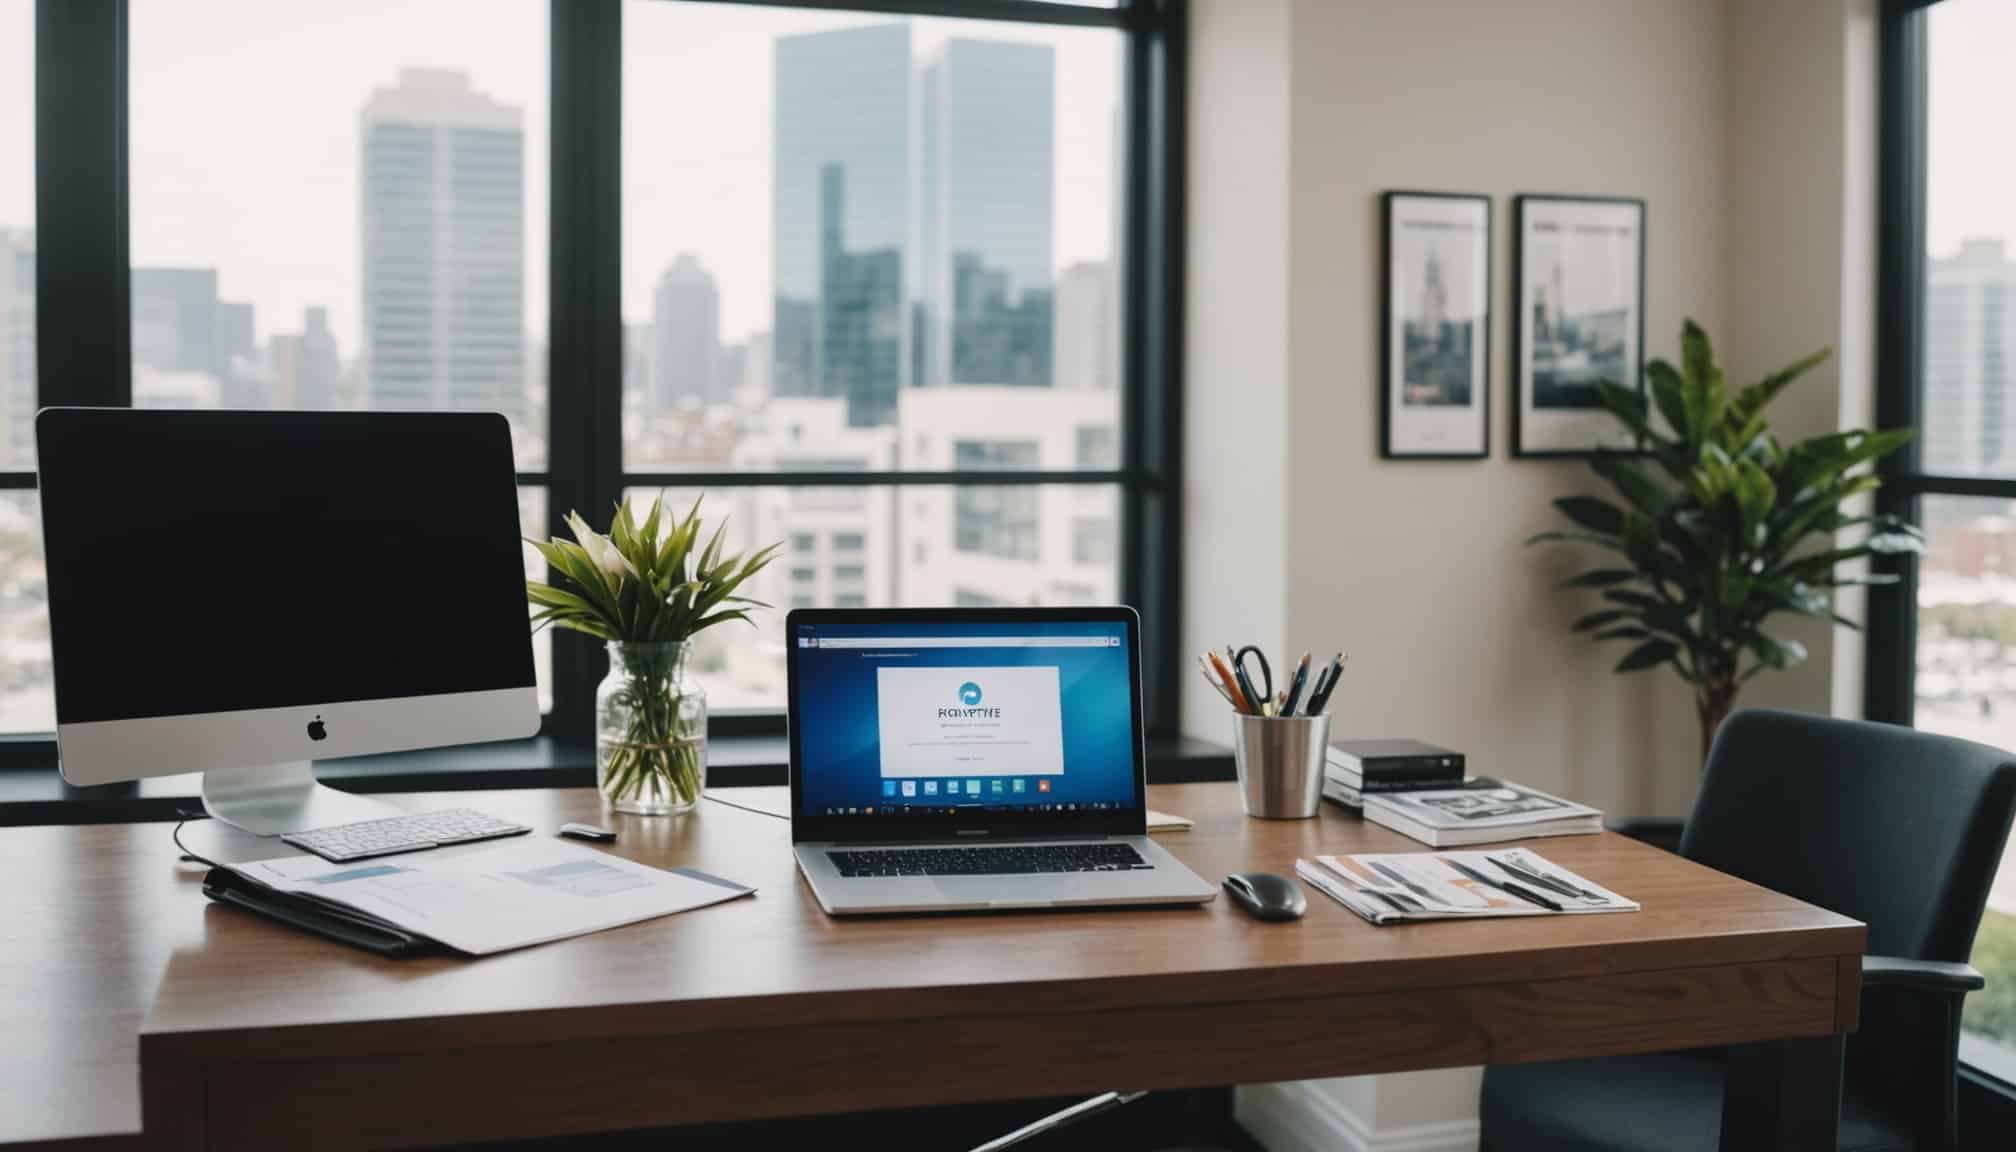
[172,810,221,867]
[703,792,789,821]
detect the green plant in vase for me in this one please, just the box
[528,494,779,815]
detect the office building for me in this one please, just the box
[651,253,723,411]
[896,385,1115,608]
[130,267,257,407]
[0,229,31,465]
[715,395,898,706]
[1924,238,2016,476]
[266,307,342,411]
[1054,260,1117,393]
[917,38,1055,389]
[360,68,526,431]
[772,24,911,427]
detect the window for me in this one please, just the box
[1874,0,2016,1083]
[1073,515,1116,566]
[129,0,549,465]
[2,0,1182,764]
[613,0,1175,728]
[0,0,37,732]
[1076,424,1118,469]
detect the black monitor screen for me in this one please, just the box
[37,410,534,724]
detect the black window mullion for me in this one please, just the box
[1124,0,1184,739]
[548,0,623,740]
[35,0,129,410]
[1867,0,1931,728]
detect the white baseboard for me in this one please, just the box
[1235,1081,1479,1152]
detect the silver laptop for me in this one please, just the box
[787,606,1216,915]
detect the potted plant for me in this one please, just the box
[1530,320,1924,764]
[528,494,779,815]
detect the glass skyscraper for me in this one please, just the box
[773,24,911,429]
[360,69,526,430]
[918,38,1054,390]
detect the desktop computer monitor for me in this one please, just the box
[35,409,540,833]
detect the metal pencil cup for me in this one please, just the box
[1231,713,1332,819]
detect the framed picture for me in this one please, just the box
[1512,195,1646,457]
[1381,191,1491,459]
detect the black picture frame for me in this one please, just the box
[1511,194,1647,458]
[1380,190,1492,460]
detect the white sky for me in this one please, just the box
[0,0,1118,355]
[1926,0,2016,260]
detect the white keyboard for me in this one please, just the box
[281,808,531,863]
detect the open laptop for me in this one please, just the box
[787,606,1217,915]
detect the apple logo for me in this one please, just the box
[306,715,328,742]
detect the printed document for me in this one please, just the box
[226,837,754,955]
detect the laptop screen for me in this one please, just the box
[787,609,1145,837]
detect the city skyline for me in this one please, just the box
[0,2,1124,358]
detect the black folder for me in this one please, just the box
[201,867,441,958]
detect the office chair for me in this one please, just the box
[1479,708,2016,1152]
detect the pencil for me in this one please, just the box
[1206,649,1250,713]
[1197,655,1237,707]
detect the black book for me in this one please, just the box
[1326,738,1466,788]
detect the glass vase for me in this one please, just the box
[596,641,707,816]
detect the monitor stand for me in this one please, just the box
[200,761,404,837]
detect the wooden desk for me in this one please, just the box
[2,784,1864,1151]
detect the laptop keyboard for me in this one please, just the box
[828,842,1151,878]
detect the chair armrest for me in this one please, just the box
[1861,955,1986,993]
[1854,955,1983,1150]
[1606,817,1685,852]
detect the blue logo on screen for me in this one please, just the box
[959,681,984,707]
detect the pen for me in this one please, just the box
[1306,652,1346,715]
[1228,647,1264,715]
[1280,652,1311,716]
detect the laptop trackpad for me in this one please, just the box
[933,876,1081,905]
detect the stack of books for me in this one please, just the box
[1322,737,1604,848]
[1322,738,1466,808]
[1360,778,1605,847]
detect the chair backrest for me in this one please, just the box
[1681,708,2016,962]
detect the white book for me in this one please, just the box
[1362,778,1602,848]
[1296,848,1638,925]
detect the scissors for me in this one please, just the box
[1230,645,1275,716]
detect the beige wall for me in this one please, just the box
[1189,0,1743,820]
[1189,1,1878,1147]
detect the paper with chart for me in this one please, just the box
[226,837,754,955]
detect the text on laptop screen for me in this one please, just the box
[792,620,1137,817]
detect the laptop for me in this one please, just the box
[787,606,1217,915]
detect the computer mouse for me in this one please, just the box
[1223,871,1306,921]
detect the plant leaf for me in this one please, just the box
[1559,569,1637,589]
[1615,639,1679,673]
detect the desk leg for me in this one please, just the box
[1720,1034,1844,1151]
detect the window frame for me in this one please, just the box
[1869,0,2016,1101]
[1,0,1188,766]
